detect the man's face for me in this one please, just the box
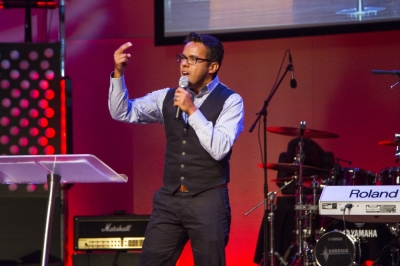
[179,41,218,93]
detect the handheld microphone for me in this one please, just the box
[175,76,189,120]
[289,52,297,89]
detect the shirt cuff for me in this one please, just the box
[110,73,125,93]
[188,110,208,131]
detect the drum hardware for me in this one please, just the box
[378,133,400,163]
[286,121,323,266]
[266,126,340,139]
[245,177,295,266]
[371,69,400,89]
[255,122,340,266]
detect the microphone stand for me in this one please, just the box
[249,62,294,266]
[371,69,400,89]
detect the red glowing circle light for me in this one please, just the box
[1,79,10,89]
[19,99,29,108]
[29,70,39,80]
[44,90,55,100]
[30,89,40,99]
[37,136,49,146]
[29,108,39,118]
[45,128,56,138]
[19,60,30,70]
[2,98,11,108]
[10,107,20,117]
[11,89,22,98]
[44,107,55,118]
[19,118,29,127]
[38,99,49,109]
[29,127,39,136]
[20,80,30,90]
[45,70,55,80]
[19,137,29,146]
[38,117,48,127]
[9,145,19,154]
[29,146,38,155]
[11,88,21,98]
[39,80,49,90]
[29,51,39,60]
[0,117,10,126]
[40,60,50,70]
[44,145,55,154]
[44,48,54,58]
[0,135,10,145]
[10,126,20,136]
[10,70,20,79]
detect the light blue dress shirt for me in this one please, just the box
[109,75,244,161]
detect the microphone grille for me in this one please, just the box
[179,76,189,88]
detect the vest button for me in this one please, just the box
[181,164,185,168]
[182,140,186,144]
[183,128,187,132]
[182,152,185,156]
[181,176,184,180]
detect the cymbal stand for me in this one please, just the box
[246,178,295,266]
[290,121,312,266]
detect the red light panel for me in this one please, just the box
[0,43,62,155]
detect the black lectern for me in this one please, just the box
[0,154,127,266]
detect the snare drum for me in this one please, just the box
[331,167,376,186]
[315,220,393,265]
[378,167,400,185]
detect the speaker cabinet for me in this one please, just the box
[0,185,62,265]
[72,253,141,266]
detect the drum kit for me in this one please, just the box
[255,123,400,266]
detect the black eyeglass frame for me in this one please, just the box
[176,54,212,65]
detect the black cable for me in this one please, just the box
[111,251,120,266]
[342,204,355,264]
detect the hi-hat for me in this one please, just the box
[257,163,329,174]
[267,126,339,138]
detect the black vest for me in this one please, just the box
[162,83,234,195]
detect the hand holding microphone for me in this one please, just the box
[174,76,189,120]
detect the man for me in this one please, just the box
[109,32,244,266]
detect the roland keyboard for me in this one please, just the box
[319,185,400,223]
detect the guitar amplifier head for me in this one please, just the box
[74,214,150,250]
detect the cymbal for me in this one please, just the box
[271,176,322,182]
[267,126,339,138]
[257,163,329,174]
[378,140,400,146]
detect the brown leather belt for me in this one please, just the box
[177,184,227,193]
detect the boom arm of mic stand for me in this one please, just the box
[248,64,291,266]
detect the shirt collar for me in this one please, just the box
[191,76,220,98]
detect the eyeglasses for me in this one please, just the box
[176,54,212,65]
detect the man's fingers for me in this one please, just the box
[115,42,132,55]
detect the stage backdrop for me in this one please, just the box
[1,1,400,265]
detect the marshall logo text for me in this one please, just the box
[349,189,399,199]
[101,223,132,232]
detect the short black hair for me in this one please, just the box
[183,32,224,69]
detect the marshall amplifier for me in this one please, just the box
[74,214,150,250]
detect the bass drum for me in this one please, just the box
[315,220,393,265]
[314,230,360,266]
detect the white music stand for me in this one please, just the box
[0,154,128,266]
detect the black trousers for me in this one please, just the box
[140,186,231,266]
